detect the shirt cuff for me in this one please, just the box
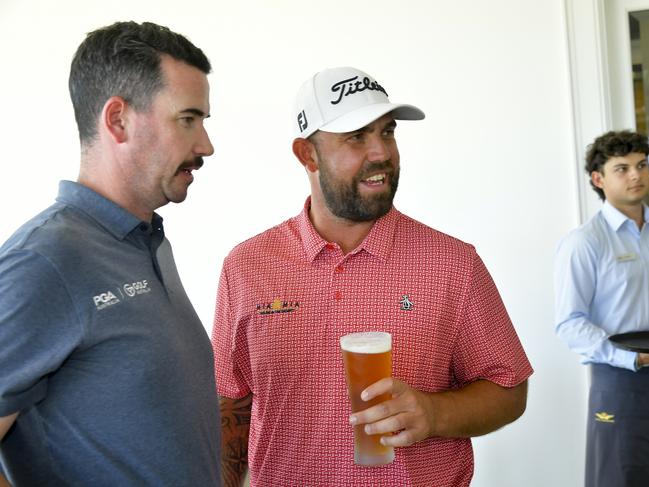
[615,348,639,371]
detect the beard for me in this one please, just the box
[317,150,399,222]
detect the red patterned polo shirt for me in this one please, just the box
[212,199,533,487]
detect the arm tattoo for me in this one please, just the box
[220,394,252,487]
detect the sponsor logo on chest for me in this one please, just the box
[92,279,151,310]
[256,298,300,315]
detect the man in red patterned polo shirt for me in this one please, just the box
[212,66,532,487]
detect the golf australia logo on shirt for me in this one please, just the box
[122,280,151,297]
[92,279,152,310]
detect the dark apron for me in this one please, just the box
[586,364,649,487]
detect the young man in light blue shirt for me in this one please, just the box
[555,130,649,487]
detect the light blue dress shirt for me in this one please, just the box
[554,201,649,371]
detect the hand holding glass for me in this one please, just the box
[340,331,395,466]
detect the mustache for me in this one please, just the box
[357,160,394,179]
[178,157,204,171]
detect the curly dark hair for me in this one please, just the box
[585,130,649,200]
[69,21,211,145]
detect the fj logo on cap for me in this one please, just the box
[297,110,308,132]
[330,76,388,105]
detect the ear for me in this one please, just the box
[101,96,129,144]
[292,138,318,173]
[591,170,604,189]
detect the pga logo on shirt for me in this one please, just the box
[93,290,120,310]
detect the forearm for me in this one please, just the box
[0,474,11,487]
[427,379,528,438]
[556,318,637,370]
[353,378,528,447]
[219,395,252,487]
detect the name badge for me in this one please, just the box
[616,252,638,262]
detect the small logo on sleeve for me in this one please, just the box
[257,298,300,315]
[399,294,414,311]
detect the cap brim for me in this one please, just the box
[319,103,425,134]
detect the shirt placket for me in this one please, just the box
[131,222,167,292]
[320,243,343,301]
[320,244,361,334]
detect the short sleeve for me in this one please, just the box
[0,250,83,416]
[451,251,533,387]
[211,263,251,399]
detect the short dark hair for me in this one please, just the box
[69,21,211,144]
[585,130,649,200]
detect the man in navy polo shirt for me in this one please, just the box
[0,22,221,486]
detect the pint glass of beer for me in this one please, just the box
[340,331,394,466]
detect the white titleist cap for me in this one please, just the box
[293,66,425,139]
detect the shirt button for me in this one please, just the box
[325,243,336,250]
[334,291,342,301]
[335,266,344,273]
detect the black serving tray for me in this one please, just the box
[610,331,649,353]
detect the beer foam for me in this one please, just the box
[339,332,391,353]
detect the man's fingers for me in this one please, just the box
[350,383,434,448]
[350,400,393,426]
[363,413,404,435]
[380,428,418,447]
[360,377,396,401]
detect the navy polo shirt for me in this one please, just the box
[0,181,220,486]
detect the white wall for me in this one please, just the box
[0,1,586,485]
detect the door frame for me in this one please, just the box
[564,0,649,221]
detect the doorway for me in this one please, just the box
[565,0,649,221]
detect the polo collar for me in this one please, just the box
[56,181,158,240]
[601,200,649,232]
[297,196,399,262]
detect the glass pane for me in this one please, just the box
[629,10,649,135]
